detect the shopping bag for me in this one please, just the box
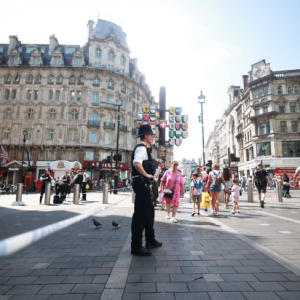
[86,184,90,190]
[201,192,211,208]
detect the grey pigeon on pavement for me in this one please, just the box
[112,221,121,229]
[93,219,102,228]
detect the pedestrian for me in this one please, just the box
[51,177,56,194]
[201,167,206,179]
[61,171,71,198]
[190,172,203,216]
[205,163,228,215]
[222,167,231,209]
[56,179,68,202]
[203,167,212,212]
[72,170,83,197]
[272,176,277,192]
[112,178,115,191]
[39,169,53,205]
[81,170,90,201]
[282,173,291,198]
[240,173,247,193]
[160,161,184,223]
[293,165,300,184]
[131,124,162,256]
[155,161,169,210]
[68,171,74,197]
[252,163,270,208]
[226,178,240,214]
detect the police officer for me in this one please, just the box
[131,124,162,256]
[39,169,53,205]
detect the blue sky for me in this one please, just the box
[1,0,300,162]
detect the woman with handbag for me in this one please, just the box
[282,173,291,198]
[160,161,184,223]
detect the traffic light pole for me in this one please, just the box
[114,104,121,194]
[201,102,206,166]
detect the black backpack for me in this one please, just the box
[255,169,267,186]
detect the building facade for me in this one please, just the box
[203,120,220,165]
[0,19,158,185]
[178,158,197,177]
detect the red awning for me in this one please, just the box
[0,171,7,177]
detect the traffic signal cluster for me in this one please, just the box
[206,160,212,168]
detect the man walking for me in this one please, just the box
[155,161,168,209]
[240,173,247,193]
[252,163,270,208]
[81,170,90,201]
[61,171,71,198]
[131,124,162,256]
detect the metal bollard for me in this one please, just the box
[132,190,135,204]
[44,183,51,205]
[12,183,26,206]
[247,182,253,202]
[73,184,80,204]
[102,183,108,204]
[276,180,283,202]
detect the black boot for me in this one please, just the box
[40,195,43,204]
[145,240,162,249]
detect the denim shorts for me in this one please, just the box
[210,183,222,192]
[222,180,231,189]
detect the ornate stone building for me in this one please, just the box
[0,19,158,184]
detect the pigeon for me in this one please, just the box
[112,221,121,229]
[93,219,102,228]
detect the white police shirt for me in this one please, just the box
[133,142,148,165]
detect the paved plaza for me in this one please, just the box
[0,189,300,299]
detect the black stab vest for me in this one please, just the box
[131,144,156,177]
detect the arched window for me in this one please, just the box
[91,111,98,123]
[71,109,78,120]
[56,75,63,83]
[288,86,292,94]
[106,112,113,123]
[49,109,56,120]
[5,74,12,82]
[48,75,54,82]
[93,77,100,84]
[27,109,34,119]
[69,129,77,141]
[108,80,114,89]
[78,76,84,84]
[26,75,33,82]
[95,48,101,58]
[5,109,12,119]
[278,86,282,95]
[108,51,115,61]
[294,86,299,94]
[121,83,126,93]
[35,74,42,82]
[14,75,20,82]
[69,75,76,83]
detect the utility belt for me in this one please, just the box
[132,175,153,187]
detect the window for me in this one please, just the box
[121,98,126,108]
[55,91,60,101]
[92,92,99,103]
[108,51,115,61]
[280,121,287,133]
[292,121,298,133]
[108,64,114,70]
[105,131,112,145]
[27,90,32,100]
[253,90,257,99]
[65,47,75,54]
[5,74,12,82]
[45,150,52,160]
[290,103,296,113]
[288,86,292,94]
[26,47,35,53]
[48,91,53,101]
[5,90,10,100]
[94,62,101,67]
[25,129,32,140]
[41,47,45,53]
[69,76,76,83]
[107,94,113,103]
[256,142,271,156]
[71,109,78,120]
[48,75,54,82]
[56,75,63,83]
[264,86,269,95]
[121,56,125,65]
[121,84,126,93]
[90,131,97,144]
[49,109,56,120]
[70,91,75,101]
[95,48,101,58]
[75,59,82,66]
[260,123,265,134]
[69,129,77,141]
[119,135,124,147]
[78,76,84,84]
[278,86,282,95]
[120,115,124,125]
[279,104,285,113]
[85,151,94,160]
[54,58,61,65]
[258,88,263,97]
[34,90,38,100]
[3,128,10,139]
[35,75,42,82]
[255,107,260,116]
[0,47,3,53]
[294,86,299,94]
[91,111,98,123]
[266,122,270,133]
[132,89,136,98]
[34,58,40,65]
[5,109,12,119]
[93,77,100,84]
[12,90,16,100]
[14,75,20,82]
[47,129,54,140]
[26,75,33,82]
[13,58,18,64]
[282,141,300,157]
[120,68,124,74]
[263,106,268,113]
[106,113,113,123]
[132,102,136,111]
[77,91,81,101]
[27,109,33,119]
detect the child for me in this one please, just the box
[191,172,203,216]
[226,178,240,214]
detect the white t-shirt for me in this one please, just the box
[232,185,240,200]
[51,179,56,187]
[191,178,202,195]
[296,166,300,174]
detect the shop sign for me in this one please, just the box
[9,168,19,171]
[100,163,129,170]
[273,168,298,188]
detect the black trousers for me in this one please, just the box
[131,179,155,250]
[81,182,87,200]
[67,185,71,195]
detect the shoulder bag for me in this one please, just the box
[163,171,178,198]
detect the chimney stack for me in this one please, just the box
[49,34,59,54]
[87,20,94,39]
[8,35,20,52]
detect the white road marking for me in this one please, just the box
[279,231,292,234]
[259,224,269,226]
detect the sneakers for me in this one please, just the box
[236,210,240,214]
[212,210,216,215]
[170,217,178,223]
[197,212,200,216]
[191,211,196,217]
[230,211,235,214]
[260,201,265,208]
[166,213,170,219]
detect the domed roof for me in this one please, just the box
[91,19,129,50]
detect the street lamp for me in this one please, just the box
[198,91,206,167]
[21,129,27,184]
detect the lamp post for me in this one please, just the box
[21,130,27,184]
[198,91,206,167]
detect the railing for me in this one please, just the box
[88,121,100,127]
[104,122,115,129]
[119,125,127,131]
[100,102,117,110]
